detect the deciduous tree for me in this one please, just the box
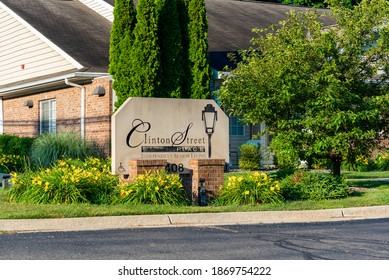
[220,0,389,176]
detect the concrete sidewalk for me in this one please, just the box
[1,205,389,233]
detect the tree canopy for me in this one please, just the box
[219,0,389,175]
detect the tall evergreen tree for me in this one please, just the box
[109,0,136,108]
[187,0,211,99]
[128,0,161,97]
[156,0,185,98]
[177,0,191,98]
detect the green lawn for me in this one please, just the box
[1,170,389,219]
[342,170,389,179]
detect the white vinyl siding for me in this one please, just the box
[79,0,114,22]
[40,99,56,134]
[0,97,3,134]
[0,3,82,86]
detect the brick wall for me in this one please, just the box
[125,159,167,182]
[190,159,225,202]
[122,159,225,204]
[2,76,112,155]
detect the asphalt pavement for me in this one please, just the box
[1,205,389,233]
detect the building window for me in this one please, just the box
[229,116,244,136]
[40,99,56,134]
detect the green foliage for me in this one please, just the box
[238,143,261,171]
[269,133,300,169]
[280,171,350,201]
[157,0,185,98]
[341,156,376,172]
[0,134,34,172]
[0,134,34,156]
[115,170,190,205]
[8,158,118,204]
[0,154,25,173]
[282,0,326,7]
[110,0,210,103]
[177,0,191,98]
[187,0,211,99]
[128,0,161,97]
[282,0,362,7]
[109,0,137,108]
[30,132,104,168]
[375,153,389,171]
[272,168,298,180]
[215,172,283,205]
[220,0,389,176]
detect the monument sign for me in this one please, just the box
[112,97,229,175]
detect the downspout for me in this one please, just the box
[64,78,85,139]
[0,97,3,134]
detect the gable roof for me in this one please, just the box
[1,0,111,73]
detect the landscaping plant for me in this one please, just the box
[30,132,103,168]
[215,172,283,205]
[375,153,389,171]
[0,134,34,173]
[8,157,118,204]
[0,154,24,173]
[280,170,350,201]
[115,170,190,205]
[238,143,261,171]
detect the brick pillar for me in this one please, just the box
[189,159,225,203]
[124,159,167,182]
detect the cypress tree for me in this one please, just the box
[109,0,136,108]
[156,0,185,98]
[128,0,161,97]
[187,0,211,99]
[177,0,191,98]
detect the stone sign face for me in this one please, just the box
[112,97,229,175]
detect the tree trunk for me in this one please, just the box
[331,154,342,177]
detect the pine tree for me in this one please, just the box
[187,0,211,99]
[156,0,185,98]
[109,0,136,107]
[128,0,161,97]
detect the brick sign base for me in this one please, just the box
[121,159,225,204]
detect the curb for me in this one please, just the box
[1,205,389,233]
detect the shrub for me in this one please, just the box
[341,156,375,172]
[8,157,118,204]
[272,168,298,180]
[215,172,283,205]
[280,171,350,201]
[0,134,34,156]
[375,153,389,171]
[0,154,24,173]
[115,170,190,205]
[0,135,34,173]
[269,135,300,169]
[238,143,261,171]
[30,132,104,168]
